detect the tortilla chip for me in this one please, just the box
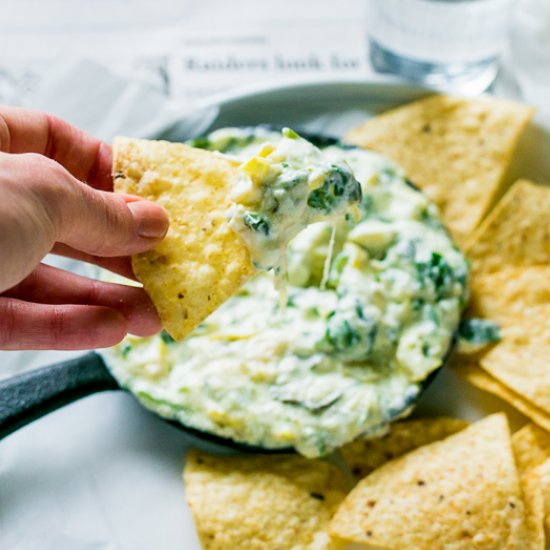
[330,414,529,549]
[113,137,254,340]
[465,180,550,275]
[184,450,348,550]
[461,268,550,416]
[345,95,533,243]
[517,469,546,550]
[467,266,550,321]
[455,178,550,419]
[455,363,550,433]
[510,425,548,549]
[341,417,468,480]
[481,308,550,412]
[513,424,550,473]
[510,425,550,548]
[535,459,550,546]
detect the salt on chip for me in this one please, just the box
[184,449,348,550]
[465,179,550,275]
[456,363,550,434]
[341,417,467,481]
[345,95,533,243]
[113,137,254,340]
[330,414,530,549]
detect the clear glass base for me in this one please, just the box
[369,39,499,95]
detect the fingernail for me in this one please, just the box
[127,200,168,239]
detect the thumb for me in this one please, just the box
[55,173,169,257]
[0,153,169,293]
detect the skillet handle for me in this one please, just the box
[0,352,119,440]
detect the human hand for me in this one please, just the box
[0,107,169,350]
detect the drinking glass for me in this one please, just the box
[367,0,515,94]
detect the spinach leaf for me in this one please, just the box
[188,137,211,149]
[326,319,361,349]
[416,252,455,299]
[307,165,362,214]
[160,331,176,344]
[458,318,501,346]
[320,308,378,361]
[243,212,270,236]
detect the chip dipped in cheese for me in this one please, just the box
[113,130,361,340]
[113,137,254,341]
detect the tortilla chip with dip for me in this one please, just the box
[184,449,348,550]
[330,414,533,549]
[345,95,533,244]
[113,137,254,340]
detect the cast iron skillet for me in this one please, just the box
[0,351,291,450]
[0,129,454,450]
[0,349,448,448]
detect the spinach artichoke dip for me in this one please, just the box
[102,127,469,458]
[227,127,362,274]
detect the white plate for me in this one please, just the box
[1,80,549,550]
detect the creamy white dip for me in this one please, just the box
[101,127,469,457]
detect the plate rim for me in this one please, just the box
[192,75,437,111]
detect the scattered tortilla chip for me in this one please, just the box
[477,307,550,414]
[510,425,550,548]
[113,137,254,340]
[513,424,550,473]
[467,266,550,321]
[465,180,550,275]
[535,459,550,545]
[330,414,529,549]
[455,363,550,433]
[345,95,533,243]
[516,468,545,550]
[341,417,468,480]
[461,268,550,416]
[453,179,550,421]
[511,425,548,549]
[184,450,348,550]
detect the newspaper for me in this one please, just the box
[171,26,370,102]
[0,1,370,108]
